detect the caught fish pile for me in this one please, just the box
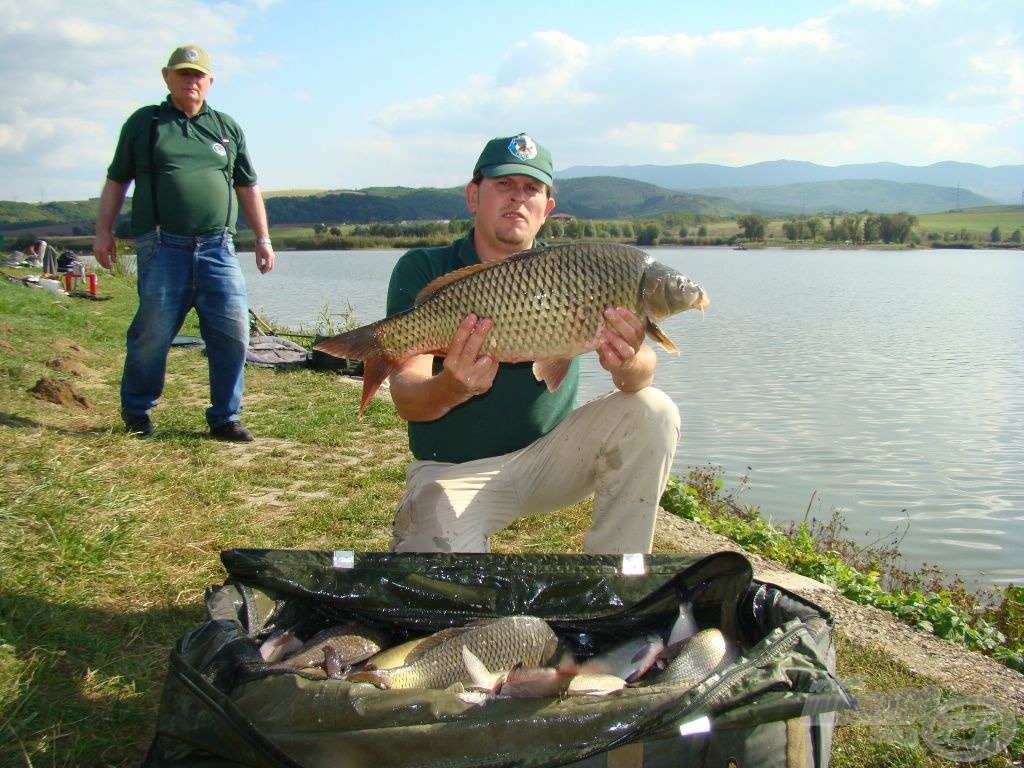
[313,242,710,415]
[254,583,735,701]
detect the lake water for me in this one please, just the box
[241,246,1024,588]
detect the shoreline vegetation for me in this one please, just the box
[1,262,1021,766]
[3,204,1023,255]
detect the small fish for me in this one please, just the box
[258,626,304,663]
[579,632,665,683]
[273,620,390,672]
[313,242,709,415]
[666,580,712,646]
[644,628,733,687]
[346,616,560,690]
[462,647,574,698]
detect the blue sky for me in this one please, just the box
[1,0,1020,202]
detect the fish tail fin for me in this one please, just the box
[313,323,398,417]
[312,322,381,360]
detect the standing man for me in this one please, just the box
[93,44,275,441]
[386,133,681,554]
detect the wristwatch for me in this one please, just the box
[256,236,272,245]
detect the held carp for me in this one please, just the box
[313,242,709,415]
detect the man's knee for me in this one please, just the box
[617,387,681,438]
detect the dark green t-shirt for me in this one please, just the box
[386,232,579,463]
[106,96,258,237]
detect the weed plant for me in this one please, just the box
[662,467,1023,670]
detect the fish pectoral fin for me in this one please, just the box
[462,646,503,693]
[532,358,574,392]
[645,320,679,353]
[341,670,391,689]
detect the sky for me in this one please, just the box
[1,0,1021,203]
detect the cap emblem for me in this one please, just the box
[184,48,201,63]
[508,133,538,161]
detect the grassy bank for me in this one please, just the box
[1,269,1020,766]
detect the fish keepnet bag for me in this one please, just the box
[143,550,855,768]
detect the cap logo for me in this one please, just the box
[184,48,200,63]
[508,133,538,161]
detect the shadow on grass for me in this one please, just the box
[0,591,203,767]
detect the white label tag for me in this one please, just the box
[332,550,355,569]
[621,553,646,575]
[678,716,712,737]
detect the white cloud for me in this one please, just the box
[0,0,254,200]
[0,0,1020,200]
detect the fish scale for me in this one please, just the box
[389,245,642,359]
[314,242,708,415]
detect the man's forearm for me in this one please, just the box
[95,178,130,236]
[235,184,270,238]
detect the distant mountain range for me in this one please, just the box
[559,160,1021,209]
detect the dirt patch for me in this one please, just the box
[30,377,91,409]
[45,357,94,377]
[0,338,15,355]
[50,338,97,359]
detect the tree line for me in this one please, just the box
[739,212,921,244]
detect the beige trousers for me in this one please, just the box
[390,387,681,554]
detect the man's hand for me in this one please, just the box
[93,233,118,271]
[442,314,499,397]
[255,242,275,274]
[598,306,656,391]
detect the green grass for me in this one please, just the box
[916,206,1024,238]
[0,267,1020,766]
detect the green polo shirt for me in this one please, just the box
[106,96,258,237]
[386,231,579,463]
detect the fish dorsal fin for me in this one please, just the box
[646,319,679,353]
[401,619,499,663]
[402,626,471,662]
[415,260,505,306]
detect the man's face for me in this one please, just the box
[466,174,555,258]
[161,67,212,114]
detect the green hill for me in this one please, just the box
[555,177,737,218]
[0,200,101,231]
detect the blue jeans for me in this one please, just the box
[121,230,249,429]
